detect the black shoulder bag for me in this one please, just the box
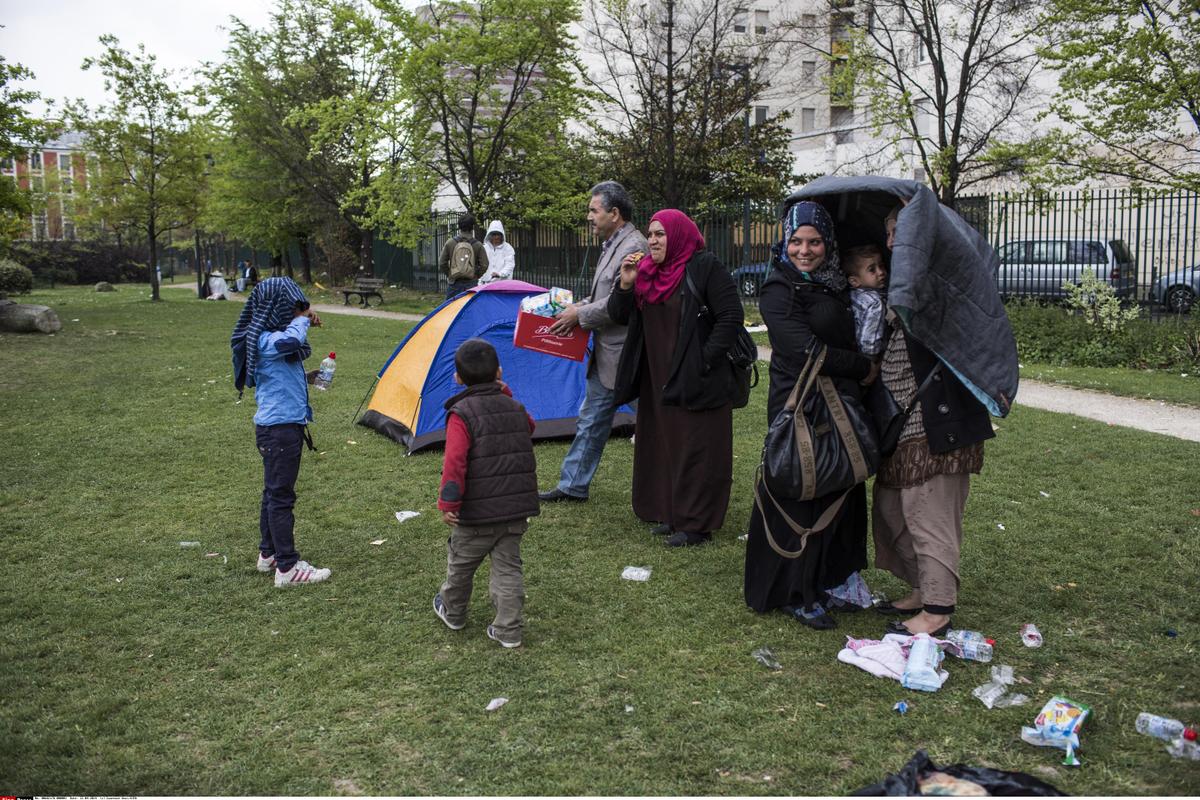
[684,269,758,409]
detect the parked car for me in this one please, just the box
[1151,264,1199,314]
[995,238,1137,300]
[731,261,770,297]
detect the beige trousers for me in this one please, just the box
[440,519,527,642]
[871,473,970,612]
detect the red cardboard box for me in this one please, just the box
[513,310,590,361]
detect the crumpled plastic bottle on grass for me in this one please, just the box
[1020,695,1091,766]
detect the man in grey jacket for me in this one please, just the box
[540,181,646,502]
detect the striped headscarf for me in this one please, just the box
[230,277,311,393]
[782,201,846,292]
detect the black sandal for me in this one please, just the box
[885,619,951,638]
[874,600,922,616]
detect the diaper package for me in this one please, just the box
[520,287,574,318]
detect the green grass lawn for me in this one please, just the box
[1020,362,1200,408]
[2,286,1199,795]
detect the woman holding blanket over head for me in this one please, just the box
[607,209,744,547]
[743,201,876,629]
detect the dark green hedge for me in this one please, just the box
[1006,300,1200,370]
[7,241,151,286]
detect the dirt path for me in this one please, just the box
[162,283,426,322]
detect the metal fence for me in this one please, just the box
[368,188,1200,318]
[959,189,1199,317]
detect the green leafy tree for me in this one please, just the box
[205,0,404,277]
[1037,0,1200,192]
[822,0,1042,205]
[0,53,54,248]
[583,0,795,212]
[377,0,588,231]
[69,36,206,301]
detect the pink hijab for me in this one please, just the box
[634,209,705,307]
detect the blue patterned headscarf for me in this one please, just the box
[781,201,846,292]
[230,277,311,393]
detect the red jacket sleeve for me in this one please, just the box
[439,413,470,513]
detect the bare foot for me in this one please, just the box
[898,610,950,635]
[890,590,923,611]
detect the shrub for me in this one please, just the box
[1006,299,1200,370]
[0,259,34,294]
[9,241,150,285]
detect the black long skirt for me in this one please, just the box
[743,478,868,612]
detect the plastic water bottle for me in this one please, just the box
[1167,729,1200,760]
[1136,713,1187,742]
[314,352,336,390]
[946,629,994,662]
[1020,623,1043,648]
[901,633,945,692]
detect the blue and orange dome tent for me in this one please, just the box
[357,279,635,453]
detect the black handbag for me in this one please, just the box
[685,269,758,409]
[753,344,881,559]
[867,363,941,457]
[761,343,881,501]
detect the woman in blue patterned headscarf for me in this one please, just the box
[743,200,876,630]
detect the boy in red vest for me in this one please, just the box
[433,338,539,648]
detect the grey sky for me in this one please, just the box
[1,0,277,116]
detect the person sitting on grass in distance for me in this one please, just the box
[842,243,889,359]
[433,338,539,649]
[230,277,332,588]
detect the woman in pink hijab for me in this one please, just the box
[606,209,745,547]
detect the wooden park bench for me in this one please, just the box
[339,276,386,307]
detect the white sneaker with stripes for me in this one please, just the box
[256,553,277,573]
[274,560,331,588]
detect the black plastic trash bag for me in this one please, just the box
[852,750,1067,796]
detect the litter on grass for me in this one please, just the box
[827,571,875,608]
[894,701,908,715]
[394,511,420,523]
[973,665,1030,709]
[485,697,508,712]
[1021,696,1090,766]
[370,539,387,546]
[205,552,221,557]
[1040,491,1051,497]
[837,633,950,687]
[179,541,201,548]
[752,646,782,671]
[621,566,651,582]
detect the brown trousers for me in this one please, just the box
[871,473,970,612]
[439,519,526,643]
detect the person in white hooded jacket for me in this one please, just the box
[480,220,516,284]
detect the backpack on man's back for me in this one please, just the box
[449,237,478,282]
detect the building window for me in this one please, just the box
[801,61,817,80]
[29,151,42,171]
[831,107,854,144]
[916,34,929,63]
[0,157,12,173]
[914,166,927,182]
[62,177,73,194]
[58,153,72,174]
[915,99,933,136]
[802,13,817,28]
[734,7,748,32]
[755,105,769,126]
[33,214,47,240]
[31,175,44,193]
[754,9,768,34]
[801,107,816,132]
[63,220,76,241]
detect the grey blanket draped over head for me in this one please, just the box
[230,277,311,393]
[786,176,1019,417]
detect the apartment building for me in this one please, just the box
[2,131,88,241]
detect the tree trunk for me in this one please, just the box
[299,234,313,284]
[148,219,160,302]
[0,299,62,333]
[360,228,374,274]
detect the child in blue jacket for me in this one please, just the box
[231,277,331,588]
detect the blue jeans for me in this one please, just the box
[256,423,304,572]
[557,372,619,498]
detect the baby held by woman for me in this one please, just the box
[842,243,889,359]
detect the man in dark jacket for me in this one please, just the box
[439,214,489,299]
